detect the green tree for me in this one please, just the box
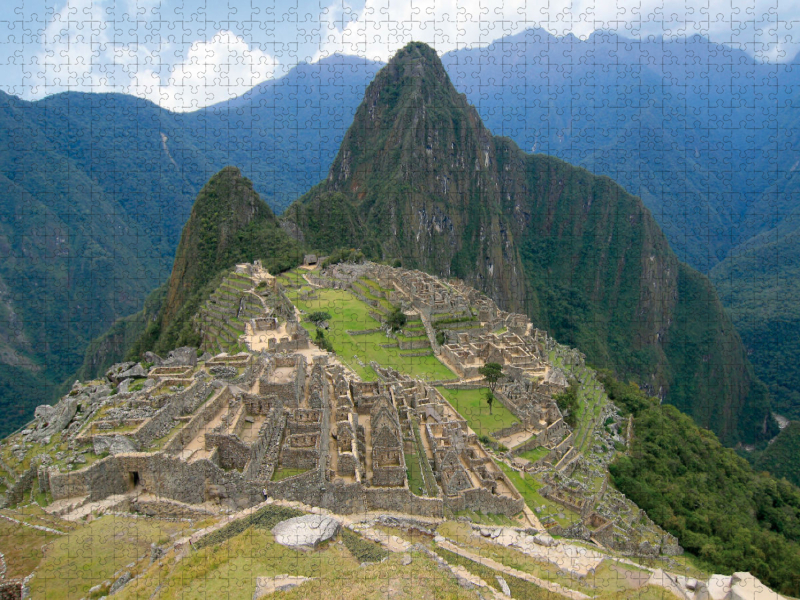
[485,389,495,415]
[306,311,331,325]
[554,382,579,427]
[478,362,503,393]
[314,328,334,352]
[387,306,408,332]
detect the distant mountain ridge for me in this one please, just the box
[2,30,799,437]
[283,41,774,445]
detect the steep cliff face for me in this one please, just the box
[283,42,774,444]
[134,166,303,354]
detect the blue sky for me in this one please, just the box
[1,0,798,110]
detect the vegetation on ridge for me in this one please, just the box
[601,372,800,596]
[129,167,303,357]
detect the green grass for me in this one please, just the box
[438,521,593,594]
[271,467,309,481]
[405,450,426,496]
[496,462,579,527]
[359,277,394,294]
[432,546,562,600]
[194,504,303,549]
[0,513,62,579]
[451,510,520,526]
[396,332,428,342]
[409,417,439,496]
[517,446,549,463]
[340,528,390,563]
[436,387,518,436]
[118,511,474,600]
[288,288,454,381]
[125,526,355,600]
[29,515,190,600]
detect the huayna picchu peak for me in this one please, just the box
[283,41,774,446]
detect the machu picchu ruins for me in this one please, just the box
[0,259,794,600]
[0,262,677,554]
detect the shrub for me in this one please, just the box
[386,306,407,332]
[340,528,389,563]
[194,505,303,549]
[554,383,578,427]
[306,311,331,325]
[322,248,365,268]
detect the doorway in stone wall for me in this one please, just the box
[128,471,140,491]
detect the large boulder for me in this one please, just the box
[545,367,568,388]
[119,363,147,380]
[106,362,137,384]
[30,397,79,442]
[144,351,163,366]
[706,575,733,600]
[729,572,785,600]
[109,571,131,594]
[34,404,58,423]
[271,515,341,550]
[163,347,197,367]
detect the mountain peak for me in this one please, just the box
[142,165,300,353]
[284,41,774,447]
[325,40,488,194]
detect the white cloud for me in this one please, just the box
[27,0,276,110]
[9,0,800,106]
[146,31,277,111]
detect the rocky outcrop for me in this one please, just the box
[29,397,78,443]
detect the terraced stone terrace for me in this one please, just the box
[0,261,681,580]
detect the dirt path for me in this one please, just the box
[437,538,590,600]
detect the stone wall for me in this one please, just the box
[347,328,383,336]
[127,498,216,520]
[163,387,230,454]
[492,422,527,440]
[49,455,127,501]
[267,468,323,505]
[133,398,182,449]
[266,469,444,517]
[267,337,311,353]
[371,466,406,487]
[205,433,250,471]
[281,446,319,470]
[397,338,431,350]
[363,487,443,517]
[511,431,550,458]
[49,449,266,507]
[444,486,525,516]
[442,382,485,390]
[337,452,358,476]
[242,410,280,480]
[2,466,37,508]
